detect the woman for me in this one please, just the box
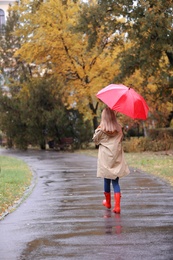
[93,107,130,213]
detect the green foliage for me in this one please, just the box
[0,76,93,149]
[0,7,31,85]
[119,1,173,74]
[67,110,93,148]
[0,77,64,149]
[80,1,173,75]
[21,77,65,149]
[0,84,28,149]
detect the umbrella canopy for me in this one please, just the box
[96,84,149,120]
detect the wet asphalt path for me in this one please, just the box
[0,149,173,260]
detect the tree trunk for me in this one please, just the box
[89,101,99,131]
[40,139,46,150]
[92,115,98,130]
[142,122,148,137]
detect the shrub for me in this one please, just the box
[148,128,173,140]
[123,128,173,153]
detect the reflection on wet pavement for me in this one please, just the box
[0,149,172,260]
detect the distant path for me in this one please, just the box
[0,149,173,260]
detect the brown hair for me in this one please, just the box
[100,107,121,132]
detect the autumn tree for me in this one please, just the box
[13,0,123,130]
[0,4,92,149]
[77,0,173,127]
[117,0,173,126]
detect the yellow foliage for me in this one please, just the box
[13,0,123,119]
[9,0,173,128]
[124,70,144,88]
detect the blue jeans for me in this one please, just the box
[104,177,120,193]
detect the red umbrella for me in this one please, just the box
[96,84,149,120]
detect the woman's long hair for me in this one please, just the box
[100,107,121,132]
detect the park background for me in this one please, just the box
[0,0,173,218]
[0,0,173,151]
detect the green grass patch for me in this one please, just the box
[0,156,32,218]
[124,152,173,185]
[76,149,173,186]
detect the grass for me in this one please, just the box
[76,148,173,186]
[0,156,32,218]
[125,152,173,186]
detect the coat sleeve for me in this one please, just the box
[92,128,103,145]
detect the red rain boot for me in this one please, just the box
[102,192,111,209]
[113,193,121,214]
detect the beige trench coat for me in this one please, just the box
[93,128,130,179]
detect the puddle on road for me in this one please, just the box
[19,221,173,260]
